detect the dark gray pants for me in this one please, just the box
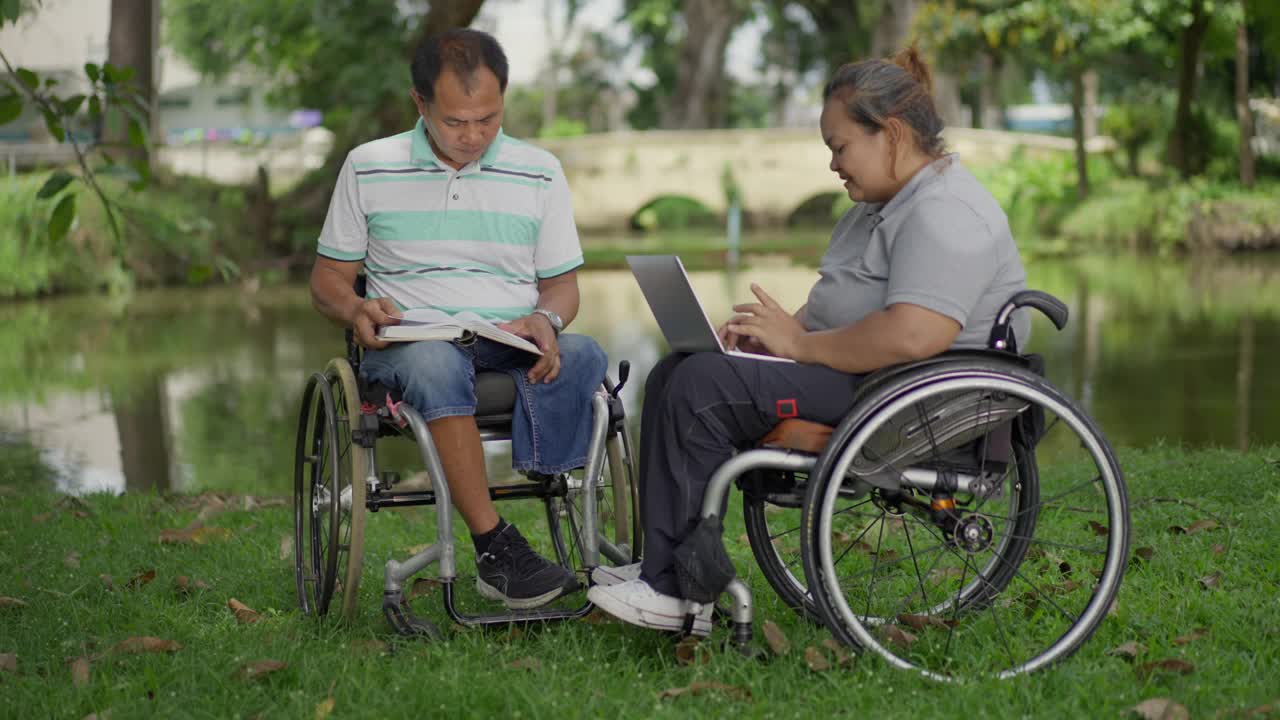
[637,352,866,595]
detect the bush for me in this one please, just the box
[631,195,719,231]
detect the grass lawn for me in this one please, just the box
[1,442,1278,719]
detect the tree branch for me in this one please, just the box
[0,48,124,248]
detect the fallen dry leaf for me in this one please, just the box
[581,610,611,625]
[1211,544,1227,555]
[762,620,791,656]
[804,646,831,672]
[32,512,53,524]
[0,653,16,673]
[235,660,288,681]
[99,575,114,591]
[1134,547,1156,563]
[675,636,709,666]
[821,638,852,666]
[314,697,335,720]
[125,569,156,590]
[99,637,182,660]
[279,536,294,561]
[1130,697,1189,720]
[56,496,92,514]
[173,576,210,596]
[658,681,751,702]
[1137,659,1196,680]
[507,657,542,671]
[64,552,81,569]
[70,656,90,688]
[1087,520,1109,536]
[883,625,917,649]
[1107,641,1148,659]
[227,598,261,624]
[407,578,439,601]
[1198,572,1223,590]
[402,544,430,556]
[1185,519,1219,534]
[159,526,232,545]
[1172,628,1210,646]
[0,596,28,609]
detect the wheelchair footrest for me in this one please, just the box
[382,590,442,640]
[442,581,594,628]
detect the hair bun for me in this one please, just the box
[890,46,933,95]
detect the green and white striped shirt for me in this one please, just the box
[317,118,583,322]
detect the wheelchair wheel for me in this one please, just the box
[801,359,1128,680]
[293,358,367,621]
[547,424,641,573]
[741,471,820,622]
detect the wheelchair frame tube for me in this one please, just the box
[700,449,816,518]
[395,404,458,580]
[578,392,609,570]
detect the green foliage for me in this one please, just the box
[631,195,719,231]
[1101,100,1166,175]
[1058,176,1280,253]
[538,117,587,139]
[0,172,251,298]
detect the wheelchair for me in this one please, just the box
[291,281,643,638]
[700,290,1129,680]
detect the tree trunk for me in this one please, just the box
[1236,21,1255,188]
[106,0,157,167]
[871,0,916,57]
[1082,69,1099,139]
[661,0,742,129]
[1070,67,1090,198]
[1169,0,1210,178]
[407,0,487,57]
[976,53,994,129]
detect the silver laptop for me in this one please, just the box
[626,255,795,363]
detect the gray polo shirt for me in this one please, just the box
[803,154,1029,349]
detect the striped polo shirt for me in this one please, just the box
[317,118,584,321]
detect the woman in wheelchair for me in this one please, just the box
[588,47,1034,635]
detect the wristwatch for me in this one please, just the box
[532,308,563,335]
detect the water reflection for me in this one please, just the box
[0,252,1276,496]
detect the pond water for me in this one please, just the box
[1,247,1276,496]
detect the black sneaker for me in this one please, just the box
[476,524,580,609]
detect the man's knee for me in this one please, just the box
[557,333,608,380]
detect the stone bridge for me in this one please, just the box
[536,127,1106,230]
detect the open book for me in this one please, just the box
[376,308,543,356]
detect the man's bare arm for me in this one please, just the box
[309,257,401,348]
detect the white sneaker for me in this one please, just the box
[590,562,642,587]
[587,578,713,636]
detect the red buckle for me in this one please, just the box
[385,393,408,427]
[776,398,798,419]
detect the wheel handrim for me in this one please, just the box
[812,372,1128,680]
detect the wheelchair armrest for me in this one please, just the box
[988,290,1069,352]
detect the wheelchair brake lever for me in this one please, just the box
[609,360,630,399]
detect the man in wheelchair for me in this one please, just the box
[589,48,1033,634]
[309,28,606,610]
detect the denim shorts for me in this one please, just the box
[359,334,608,474]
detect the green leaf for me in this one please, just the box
[48,193,76,243]
[41,109,65,141]
[1,0,22,24]
[87,95,101,120]
[15,67,37,91]
[36,170,75,199]
[0,93,21,125]
[61,94,86,115]
[127,117,147,148]
[103,63,135,85]
[84,62,101,83]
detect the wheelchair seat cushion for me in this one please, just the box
[360,370,518,428]
[759,418,833,454]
